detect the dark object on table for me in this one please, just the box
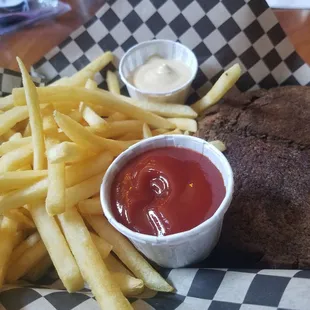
[196,86,310,268]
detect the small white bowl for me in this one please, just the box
[119,40,198,104]
[100,135,234,268]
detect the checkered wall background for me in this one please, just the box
[1,0,310,309]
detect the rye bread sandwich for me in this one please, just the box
[196,86,310,268]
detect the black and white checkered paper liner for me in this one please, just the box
[1,0,310,309]
[2,269,310,310]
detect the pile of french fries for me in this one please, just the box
[0,51,241,309]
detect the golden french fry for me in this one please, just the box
[167,118,197,132]
[17,57,46,170]
[0,170,47,193]
[17,164,32,171]
[3,209,35,229]
[120,94,198,119]
[0,95,14,111]
[104,255,133,276]
[118,133,142,141]
[43,114,58,135]
[2,129,16,141]
[46,163,65,216]
[66,152,113,187]
[79,102,107,128]
[23,122,31,137]
[0,144,33,173]
[54,111,131,155]
[164,129,182,135]
[67,109,83,122]
[151,128,168,136]
[0,217,18,288]
[0,178,48,214]
[142,123,152,139]
[192,63,242,114]
[29,201,84,292]
[90,232,113,259]
[90,120,143,139]
[13,230,27,249]
[86,216,173,292]
[58,207,132,310]
[66,171,106,209]
[113,272,144,297]
[56,52,113,87]
[209,140,227,152]
[14,87,175,129]
[78,197,103,215]
[10,232,40,264]
[107,112,128,122]
[107,71,120,95]
[9,132,23,141]
[6,239,47,283]
[47,141,95,164]
[0,106,28,136]
[85,78,97,90]
[24,255,53,282]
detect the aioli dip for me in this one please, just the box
[110,147,226,236]
[131,56,192,93]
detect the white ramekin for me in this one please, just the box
[100,135,234,268]
[119,40,198,104]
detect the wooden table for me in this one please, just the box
[0,1,309,71]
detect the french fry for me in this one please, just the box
[67,109,83,122]
[0,170,47,193]
[209,140,227,152]
[86,216,173,292]
[58,207,132,310]
[54,111,132,155]
[0,144,33,173]
[0,95,14,111]
[0,218,18,287]
[12,231,27,249]
[79,102,107,128]
[120,94,198,119]
[29,201,84,292]
[143,123,152,139]
[152,128,168,136]
[6,239,47,283]
[90,232,113,259]
[23,122,31,137]
[3,209,35,229]
[66,152,113,187]
[118,133,142,141]
[104,255,133,276]
[2,129,17,141]
[0,106,28,136]
[184,130,190,135]
[191,63,242,114]
[164,129,182,135]
[90,120,143,139]
[10,232,41,264]
[43,114,58,135]
[78,197,103,215]
[167,118,197,132]
[85,78,97,90]
[14,87,175,129]
[66,171,106,209]
[113,272,144,297]
[47,141,95,164]
[9,132,23,141]
[17,57,46,170]
[46,162,66,215]
[108,112,129,122]
[18,164,32,171]
[0,178,48,214]
[57,52,113,87]
[24,255,53,282]
[107,71,120,95]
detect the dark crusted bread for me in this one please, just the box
[196,86,310,268]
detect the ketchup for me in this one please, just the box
[110,147,225,236]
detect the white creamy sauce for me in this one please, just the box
[131,56,192,93]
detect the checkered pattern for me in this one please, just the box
[1,269,310,309]
[32,0,310,105]
[0,68,43,97]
